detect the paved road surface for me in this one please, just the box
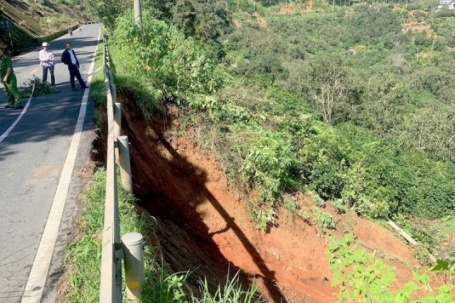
[0,24,101,303]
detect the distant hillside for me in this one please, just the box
[0,0,92,51]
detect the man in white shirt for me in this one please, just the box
[39,42,55,86]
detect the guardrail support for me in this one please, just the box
[113,103,121,130]
[118,135,133,192]
[122,232,145,300]
[111,83,118,103]
[114,101,122,163]
[134,0,143,34]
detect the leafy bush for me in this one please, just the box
[436,9,455,18]
[171,0,233,43]
[414,31,433,48]
[112,10,225,107]
[312,208,335,230]
[346,6,404,48]
[309,159,343,200]
[21,76,59,98]
[434,36,448,51]
[298,122,455,219]
[240,130,301,208]
[328,234,455,302]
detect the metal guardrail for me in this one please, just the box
[99,35,145,303]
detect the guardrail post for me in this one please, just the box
[114,101,122,163]
[108,69,114,84]
[114,102,121,140]
[118,135,133,192]
[122,232,145,300]
[111,84,120,140]
[134,0,143,34]
[110,83,117,100]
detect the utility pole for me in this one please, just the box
[134,0,142,34]
[46,18,51,33]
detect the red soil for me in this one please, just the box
[112,92,435,302]
[277,6,297,15]
[403,21,431,33]
[253,12,268,28]
[232,18,241,28]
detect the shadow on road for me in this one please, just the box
[0,24,100,162]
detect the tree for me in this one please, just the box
[172,0,232,42]
[299,54,349,123]
[397,104,455,162]
[82,0,130,30]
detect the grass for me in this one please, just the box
[63,168,108,303]
[62,169,145,302]
[62,168,261,302]
[62,168,172,302]
[88,39,107,106]
[191,271,259,303]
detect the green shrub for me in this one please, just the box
[21,76,59,98]
[112,10,225,107]
[310,160,343,200]
[328,234,455,302]
[414,32,433,48]
[240,131,301,207]
[436,9,455,18]
[312,207,335,230]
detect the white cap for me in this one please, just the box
[42,42,48,47]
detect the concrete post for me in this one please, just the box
[122,232,145,300]
[114,102,122,163]
[110,84,118,103]
[134,0,143,34]
[113,101,121,141]
[118,136,133,193]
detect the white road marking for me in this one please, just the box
[29,69,38,75]
[20,27,101,303]
[0,83,35,143]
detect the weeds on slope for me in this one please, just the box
[62,168,260,303]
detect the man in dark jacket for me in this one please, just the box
[61,42,87,90]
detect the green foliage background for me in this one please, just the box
[92,0,455,235]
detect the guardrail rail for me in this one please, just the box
[99,35,145,303]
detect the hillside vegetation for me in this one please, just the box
[0,0,92,50]
[101,0,455,226]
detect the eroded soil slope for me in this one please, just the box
[95,91,424,303]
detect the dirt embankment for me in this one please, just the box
[93,90,426,302]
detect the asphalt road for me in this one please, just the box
[0,24,101,303]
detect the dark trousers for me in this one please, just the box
[68,64,86,89]
[42,65,55,85]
